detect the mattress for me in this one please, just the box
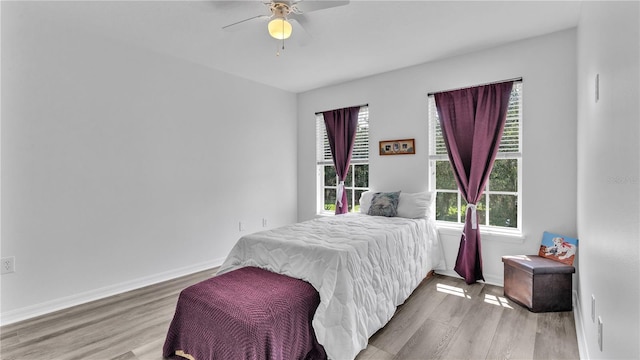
[218,213,445,360]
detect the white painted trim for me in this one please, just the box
[435,269,461,280]
[436,224,525,243]
[434,270,502,287]
[573,290,589,359]
[483,274,503,287]
[0,257,225,326]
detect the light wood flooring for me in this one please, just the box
[0,268,579,360]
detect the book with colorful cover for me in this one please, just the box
[538,231,578,266]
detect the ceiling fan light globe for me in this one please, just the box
[268,18,292,40]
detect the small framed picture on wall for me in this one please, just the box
[379,138,415,155]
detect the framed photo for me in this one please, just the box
[538,231,578,265]
[379,138,415,155]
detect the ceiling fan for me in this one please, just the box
[222,1,350,47]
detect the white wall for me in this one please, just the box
[1,4,297,324]
[576,2,640,359]
[298,29,578,285]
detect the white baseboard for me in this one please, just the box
[435,269,503,287]
[573,290,589,359]
[0,258,225,326]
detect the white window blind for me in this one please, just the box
[500,82,523,154]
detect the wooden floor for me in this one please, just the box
[0,269,579,360]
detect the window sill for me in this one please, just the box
[316,211,334,218]
[316,211,365,218]
[435,222,525,243]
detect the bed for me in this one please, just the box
[164,191,445,360]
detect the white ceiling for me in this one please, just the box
[12,0,583,93]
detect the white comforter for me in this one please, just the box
[217,213,445,360]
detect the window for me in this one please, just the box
[428,82,523,231]
[316,106,369,214]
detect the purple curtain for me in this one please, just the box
[323,106,360,214]
[435,81,513,284]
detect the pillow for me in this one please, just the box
[396,191,434,219]
[367,191,401,217]
[359,191,376,214]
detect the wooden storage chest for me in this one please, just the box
[502,255,575,313]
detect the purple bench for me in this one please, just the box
[163,266,326,360]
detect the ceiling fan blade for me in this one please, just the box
[290,12,309,28]
[222,14,270,30]
[198,1,250,12]
[293,0,350,13]
[289,17,311,46]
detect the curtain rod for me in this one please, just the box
[427,77,523,97]
[315,103,369,115]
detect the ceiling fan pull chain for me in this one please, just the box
[276,40,284,56]
[281,17,286,52]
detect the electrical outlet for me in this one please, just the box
[591,295,596,322]
[238,221,246,232]
[1,256,15,274]
[262,218,268,227]
[595,73,600,103]
[598,316,603,351]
